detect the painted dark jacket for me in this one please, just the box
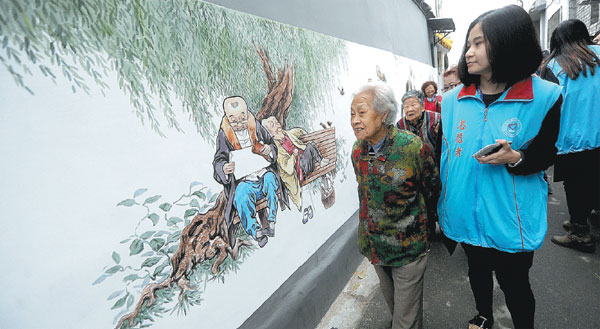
[438,77,562,252]
[213,112,289,228]
[351,126,440,267]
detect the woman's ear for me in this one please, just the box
[382,112,389,124]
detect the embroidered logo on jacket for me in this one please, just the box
[502,118,522,137]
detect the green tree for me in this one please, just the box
[2,2,347,327]
[0,0,346,138]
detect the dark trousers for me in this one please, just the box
[462,244,535,329]
[559,149,600,230]
[299,141,322,177]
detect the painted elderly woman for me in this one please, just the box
[350,83,440,329]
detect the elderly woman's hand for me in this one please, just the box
[475,139,521,165]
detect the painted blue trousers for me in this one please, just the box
[234,172,278,238]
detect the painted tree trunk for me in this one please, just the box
[115,47,294,329]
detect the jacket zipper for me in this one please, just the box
[473,105,489,244]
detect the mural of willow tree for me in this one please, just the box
[2,1,347,328]
[112,47,301,329]
[0,0,345,138]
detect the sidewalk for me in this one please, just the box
[316,173,600,329]
[316,258,389,329]
[317,240,481,329]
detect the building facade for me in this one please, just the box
[530,0,600,50]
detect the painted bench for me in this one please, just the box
[255,127,336,214]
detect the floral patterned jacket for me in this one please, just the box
[351,125,441,267]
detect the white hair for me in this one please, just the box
[355,83,398,125]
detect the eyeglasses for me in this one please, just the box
[442,83,460,92]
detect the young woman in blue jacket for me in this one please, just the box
[438,5,563,329]
[540,19,600,253]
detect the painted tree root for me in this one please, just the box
[115,47,294,329]
[115,192,251,329]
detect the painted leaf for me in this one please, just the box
[126,294,134,309]
[141,251,154,257]
[120,238,131,244]
[184,208,197,219]
[117,199,136,207]
[149,238,165,252]
[154,230,170,236]
[141,257,162,268]
[189,181,202,189]
[143,195,161,204]
[107,290,125,300]
[111,293,128,310]
[123,274,139,282]
[167,232,181,244]
[133,188,148,198]
[129,239,144,256]
[190,199,200,209]
[140,231,156,240]
[152,261,170,277]
[112,251,120,264]
[210,193,218,203]
[92,274,108,285]
[167,216,183,226]
[167,244,179,254]
[192,190,206,200]
[147,213,159,226]
[105,265,123,274]
[158,202,172,212]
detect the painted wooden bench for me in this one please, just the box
[255,127,336,214]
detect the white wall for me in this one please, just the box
[541,0,571,49]
[0,36,435,329]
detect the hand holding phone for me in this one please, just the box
[473,140,520,165]
[472,143,503,158]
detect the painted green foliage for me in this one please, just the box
[1,1,348,327]
[94,182,255,327]
[0,0,346,138]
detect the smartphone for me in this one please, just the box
[472,143,503,158]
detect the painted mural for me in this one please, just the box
[0,1,436,328]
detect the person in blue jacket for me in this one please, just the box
[539,19,600,253]
[438,6,563,329]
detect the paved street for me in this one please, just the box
[318,169,600,329]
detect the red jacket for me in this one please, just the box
[424,94,442,113]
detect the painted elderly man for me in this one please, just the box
[350,83,440,329]
[397,90,441,161]
[213,96,289,248]
[262,116,329,222]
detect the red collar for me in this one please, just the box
[457,77,534,101]
[457,84,477,98]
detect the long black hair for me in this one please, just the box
[458,5,542,87]
[541,19,600,80]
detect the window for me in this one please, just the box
[548,8,562,39]
[591,2,599,25]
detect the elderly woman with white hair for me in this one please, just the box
[350,83,441,329]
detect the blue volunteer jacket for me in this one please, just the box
[438,77,562,252]
[547,44,600,154]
